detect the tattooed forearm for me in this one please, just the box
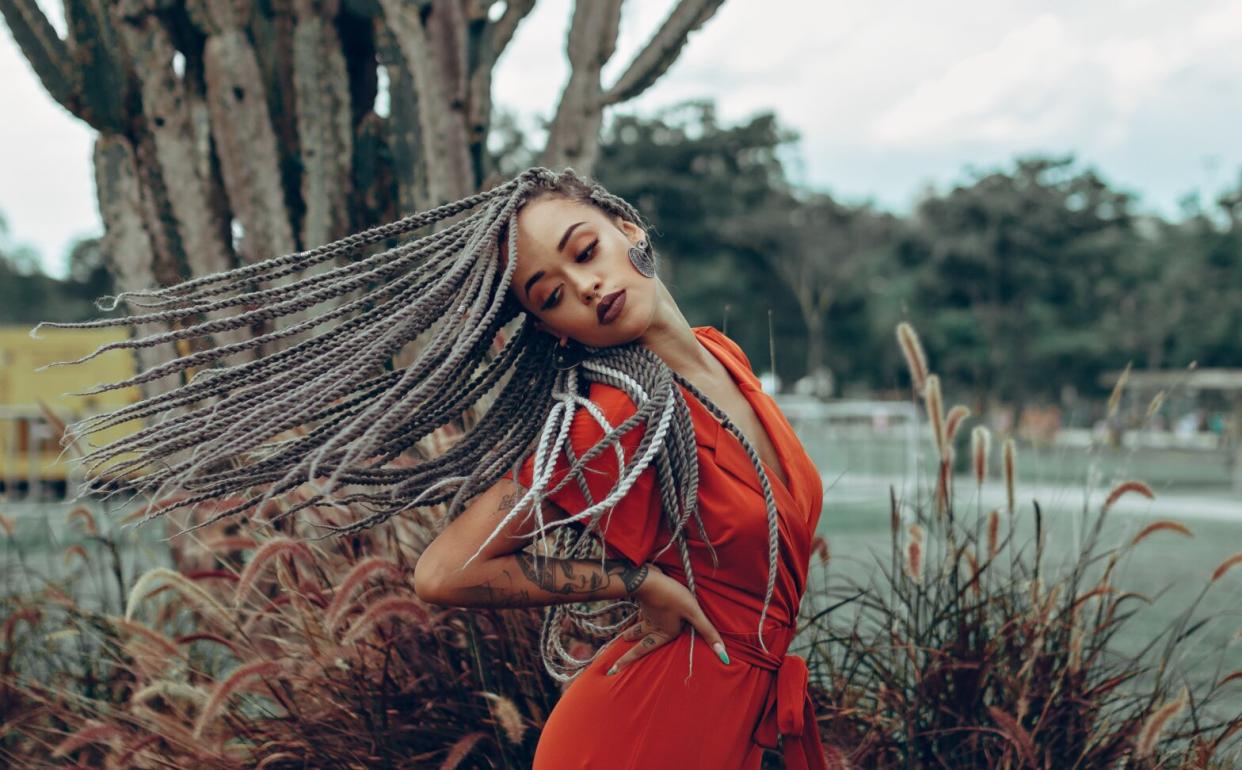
[436,554,651,609]
[455,568,533,608]
[422,480,653,609]
[514,553,641,596]
[621,561,648,595]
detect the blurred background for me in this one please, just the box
[0,1,1239,765]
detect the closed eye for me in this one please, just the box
[541,238,598,310]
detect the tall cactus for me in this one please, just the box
[190,0,296,264]
[2,0,726,392]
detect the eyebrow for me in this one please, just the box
[522,221,588,302]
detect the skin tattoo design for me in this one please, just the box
[453,555,647,608]
[446,487,650,608]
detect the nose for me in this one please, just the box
[569,268,602,304]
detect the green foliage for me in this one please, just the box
[0,218,111,324]
[597,124,1242,403]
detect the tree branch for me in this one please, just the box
[538,0,622,173]
[491,0,535,59]
[598,0,724,107]
[379,0,464,202]
[0,0,81,116]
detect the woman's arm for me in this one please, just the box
[413,476,649,608]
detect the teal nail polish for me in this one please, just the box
[713,642,730,665]
[607,664,618,676]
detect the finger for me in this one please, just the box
[607,630,670,675]
[621,617,649,641]
[685,604,730,665]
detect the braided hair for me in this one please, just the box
[32,166,785,682]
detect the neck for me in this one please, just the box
[636,280,718,379]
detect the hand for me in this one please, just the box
[607,563,730,675]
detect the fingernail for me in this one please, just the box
[606,664,618,676]
[713,642,730,665]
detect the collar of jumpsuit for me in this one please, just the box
[690,327,841,770]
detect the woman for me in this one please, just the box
[37,167,832,769]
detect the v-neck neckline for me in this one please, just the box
[691,326,795,501]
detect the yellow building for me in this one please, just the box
[0,326,142,495]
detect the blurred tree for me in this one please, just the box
[900,155,1136,414]
[1184,179,1242,367]
[63,236,116,320]
[0,213,56,323]
[719,189,900,394]
[0,213,108,323]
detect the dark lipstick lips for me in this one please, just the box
[597,289,625,324]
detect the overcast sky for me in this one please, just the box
[2,0,1240,277]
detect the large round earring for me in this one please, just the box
[628,238,656,278]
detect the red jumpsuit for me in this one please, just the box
[505,325,832,769]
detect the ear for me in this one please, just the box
[616,217,645,245]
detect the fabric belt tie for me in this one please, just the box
[717,630,832,770]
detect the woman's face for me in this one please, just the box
[501,196,657,348]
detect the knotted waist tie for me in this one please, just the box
[717,627,831,770]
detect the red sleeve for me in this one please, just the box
[501,383,664,565]
[704,326,754,372]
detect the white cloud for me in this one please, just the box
[871,14,1078,147]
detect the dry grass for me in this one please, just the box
[797,323,1242,769]
[0,470,588,768]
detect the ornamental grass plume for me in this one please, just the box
[986,508,1001,560]
[479,690,528,745]
[1135,686,1191,758]
[1146,389,1167,419]
[125,567,233,629]
[323,556,405,630]
[1129,519,1193,547]
[1211,552,1242,584]
[903,523,925,584]
[1002,436,1017,514]
[231,536,318,606]
[896,321,929,395]
[924,374,946,460]
[944,404,970,443]
[341,594,432,643]
[194,660,287,739]
[798,320,1242,769]
[1108,360,1132,418]
[971,425,991,487]
[50,722,124,759]
[1101,479,1156,514]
